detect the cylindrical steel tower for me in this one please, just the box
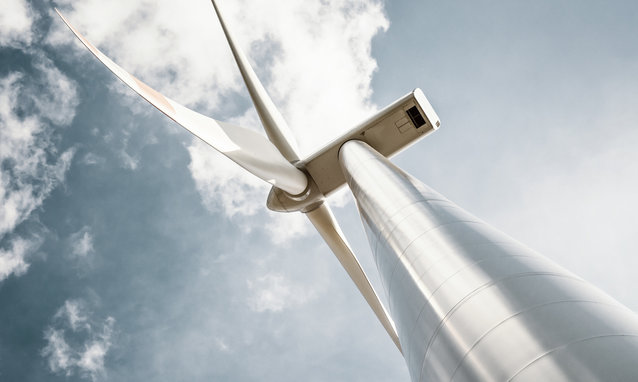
[339,140,638,382]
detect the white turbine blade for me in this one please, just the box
[211,0,300,162]
[56,9,308,196]
[305,203,402,353]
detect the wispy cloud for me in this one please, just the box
[69,227,95,259]
[43,329,74,375]
[42,299,115,381]
[0,56,78,280]
[55,299,90,331]
[28,56,79,126]
[0,236,35,281]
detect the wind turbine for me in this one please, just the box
[57,2,638,381]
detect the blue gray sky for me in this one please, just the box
[1,0,638,381]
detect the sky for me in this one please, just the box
[1,0,638,381]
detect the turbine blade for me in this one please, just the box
[55,9,308,196]
[211,0,301,162]
[305,203,402,353]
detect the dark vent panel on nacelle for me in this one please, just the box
[406,106,426,128]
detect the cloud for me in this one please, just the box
[265,211,312,245]
[69,227,95,259]
[43,329,74,375]
[0,63,78,239]
[27,56,79,126]
[247,273,314,313]
[0,236,35,281]
[67,227,96,271]
[0,0,34,47]
[118,148,139,170]
[76,335,113,378]
[55,300,90,331]
[51,0,388,237]
[0,58,78,281]
[42,299,115,381]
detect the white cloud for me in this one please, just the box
[71,229,94,258]
[55,299,89,331]
[42,300,115,381]
[247,273,314,313]
[264,211,312,245]
[51,0,387,238]
[0,0,34,47]
[0,65,77,239]
[112,122,160,171]
[76,317,115,379]
[0,62,77,281]
[68,227,96,268]
[28,56,80,126]
[118,149,139,170]
[0,237,34,281]
[76,341,109,377]
[43,329,74,375]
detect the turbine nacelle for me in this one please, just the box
[266,88,440,213]
[300,88,440,197]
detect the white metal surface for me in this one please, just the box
[339,140,638,382]
[56,9,308,196]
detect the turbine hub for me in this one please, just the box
[266,168,325,213]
